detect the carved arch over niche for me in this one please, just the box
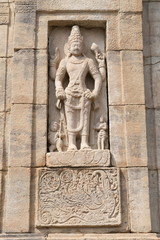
[48,25,109,152]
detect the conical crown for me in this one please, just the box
[68,25,83,45]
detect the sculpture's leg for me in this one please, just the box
[67,133,77,151]
[80,100,91,150]
[49,145,56,152]
[98,135,101,150]
[56,139,63,152]
[101,138,104,150]
[81,135,91,150]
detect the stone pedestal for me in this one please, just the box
[46,150,110,167]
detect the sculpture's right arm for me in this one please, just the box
[55,59,67,100]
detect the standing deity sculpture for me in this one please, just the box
[49,25,107,151]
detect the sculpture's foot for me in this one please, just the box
[67,145,77,151]
[80,144,91,150]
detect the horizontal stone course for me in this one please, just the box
[0,234,45,239]
[1,233,160,240]
[47,233,160,240]
[37,0,119,11]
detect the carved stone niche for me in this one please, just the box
[37,168,121,227]
[37,25,120,229]
[48,25,108,153]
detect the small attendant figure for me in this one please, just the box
[95,116,107,150]
[48,121,64,152]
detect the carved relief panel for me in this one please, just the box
[37,168,121,226]
[48,26,108,152]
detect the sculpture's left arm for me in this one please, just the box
[88,59,102,99]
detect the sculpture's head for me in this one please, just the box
[68,25,84,56]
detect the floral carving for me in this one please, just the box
[38,168,121,226]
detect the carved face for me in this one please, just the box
[69,41,83,56]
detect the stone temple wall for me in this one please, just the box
[0,0,160,239]
[143,0,160,234]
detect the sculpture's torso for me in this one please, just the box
[65,57,89,97]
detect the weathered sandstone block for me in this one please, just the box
[0,114,5,170]
[128,168,151,232]
[4,167,31,232]
[12,49,34,104]
[125,105,148,167]
[151,57,160,108]
[0,25,8,57]
[143,3,150,57]
[14,1,36,49]
[107,51,145,105]
[0,58,6,112]
[149,170,159,232]
[155,110,160,169]
[109,106,126,167]
[109,105,148,167]
[120,0,142,12]
[121,51,144,104]
[35,50,48,105]
[37,0,119,11]
[143,58,153,108]
[146,109,157,169]
[107,51,122,105]
[119,13,143,50]
[9,104,32,167]
[107,15,119,50]
[32,105,47,167]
